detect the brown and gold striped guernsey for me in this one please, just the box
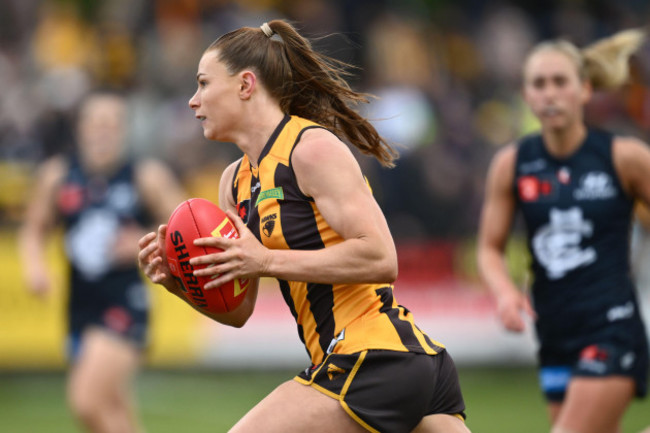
[232,114,444,366]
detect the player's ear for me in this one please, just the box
[239,70,256,100]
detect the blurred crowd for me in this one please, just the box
[1,0,649,240]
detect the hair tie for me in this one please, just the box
[260,22,274,38]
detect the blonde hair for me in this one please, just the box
[527,28,646,90]
[206,20,398,167]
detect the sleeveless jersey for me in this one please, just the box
[513,128,645,346]
[56,155,151,282]
[232,114,444,366]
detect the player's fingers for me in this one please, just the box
[138,242,159,263]
[522,296,537,319]
[194,236,229,249]
[189,251,228,266]
[204,272,234,290]
[138,232,157,248]
[226,209,247,233]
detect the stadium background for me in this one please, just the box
[1,0,649,431]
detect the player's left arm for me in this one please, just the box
[112,159,187,266]
[136,159,188,222]
[613,136,650,208]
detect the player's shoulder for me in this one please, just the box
[292,127,353,168]
[612,134,650,159]
[490,142,518,171]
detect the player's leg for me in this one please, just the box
[229,379,366,433]
[546,402,562,427]
[551,376,635,433]
[412,413,471,433]
[67,327,142,433]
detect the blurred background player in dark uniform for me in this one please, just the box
[19,90,186,433]
[477,29,650,433]
[138,20,471,433]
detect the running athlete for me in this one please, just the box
[138,20,470,433]
[477,28,650,433]
[20,91,186,433]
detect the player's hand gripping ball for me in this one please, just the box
[165,198,250,314]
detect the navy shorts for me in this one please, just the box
[296,349,466,433]
[539,340,649,402]
[67,268,149,360]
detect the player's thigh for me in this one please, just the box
[553,376,635,433]
[412,413,471,433]
[229,379,366,433]
[69,327,140,400]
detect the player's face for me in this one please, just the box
[523,50,591,132]
[77,95,127,172]
[189,50,242,142]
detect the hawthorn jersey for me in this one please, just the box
[513,129,647,350]
[232,114,444,366]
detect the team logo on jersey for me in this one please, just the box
[255,187,284,205]
[326,363,346,380]
[517,176,556,202]
[532,207,596,279]
[519,158,547,174]
[557,167,571,184]
[261,213,277,237]
[577,344,608,374]
[574,171,617,200]
[57,183,84,215]
[236,200,250,224]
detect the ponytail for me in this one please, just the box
[582,28,646,90]
[207,20,398,167]
[526,28,646,91]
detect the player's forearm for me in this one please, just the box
[263,238,397,284]
[477,246,521,300]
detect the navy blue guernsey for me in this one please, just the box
[514,129,644,348]
[56,155,151,282]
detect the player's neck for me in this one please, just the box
[237,104,286,168]
[542,123,587,159]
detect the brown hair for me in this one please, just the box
[526,28,646,91]
[206,20,398,167]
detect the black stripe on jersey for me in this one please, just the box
[230,158,243,205]
[258,114,291,165]
[376,286,425,352]
[280,280,312,361]
[288,125,330,202]
[415,324,444,352]
[306,282,336,361]
[248,173,261,241]
[274,164,325,250]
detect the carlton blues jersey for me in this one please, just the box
[56,155,151,282]
[514,128,645,346]
[232,114,444,366]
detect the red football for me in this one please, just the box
[165,198,250,314]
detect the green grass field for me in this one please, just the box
[1,366,648,432]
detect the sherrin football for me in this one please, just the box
[165,198,250,314]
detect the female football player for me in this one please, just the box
[138,20,471,433]
[477,28,650,433]
[20,90,186,433]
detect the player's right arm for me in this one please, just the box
[18,156,66,297]
[137,159,258,327]
[477,144,534,332]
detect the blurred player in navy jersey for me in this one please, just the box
[20,90,185,433]
[478,29,650,433]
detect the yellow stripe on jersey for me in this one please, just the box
[232,115,444,366]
